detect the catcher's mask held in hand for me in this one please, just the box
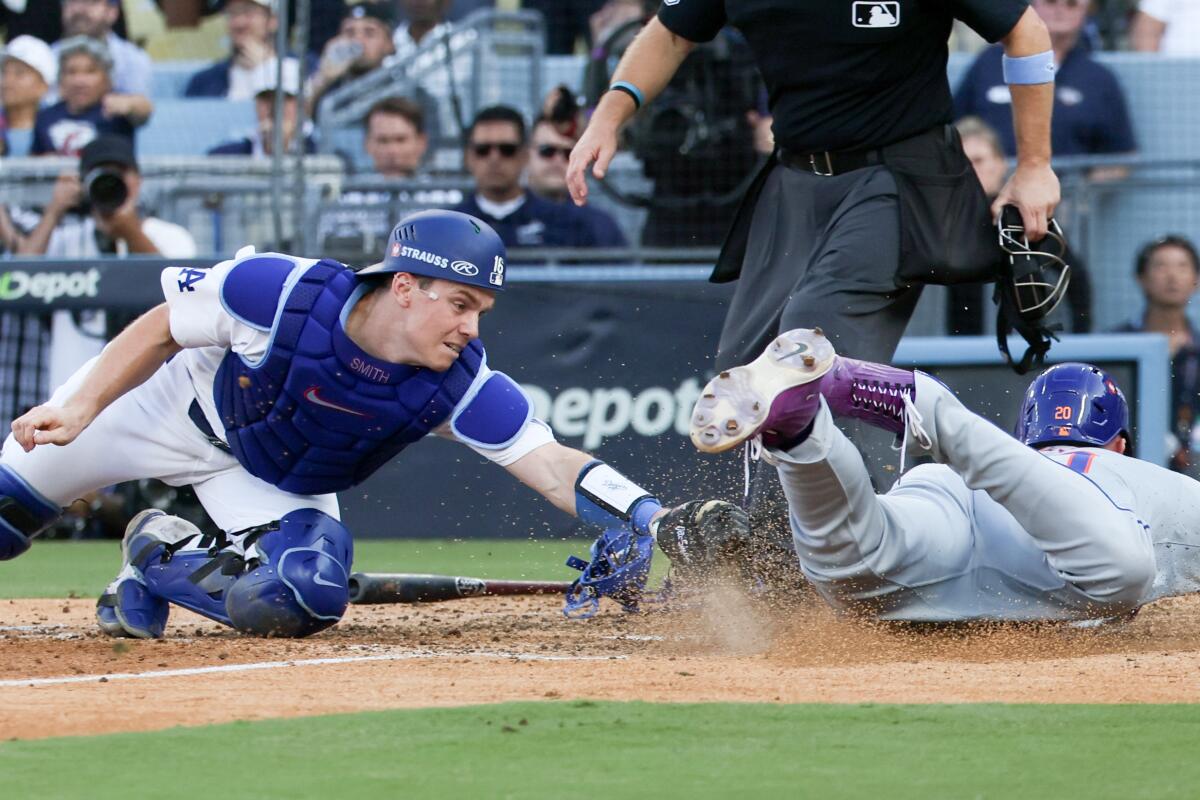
[994,205,1071,375]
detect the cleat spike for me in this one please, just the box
[802,355,815,367]
[812,327,824,337]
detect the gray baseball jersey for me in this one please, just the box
[772,373,1200,622]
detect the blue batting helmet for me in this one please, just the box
[357,209,507,291]
[1015,362,1131,449]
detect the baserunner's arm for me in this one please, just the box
[11,303,182,451]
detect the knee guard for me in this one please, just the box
[225,509,353,638]
[0,465,61,560]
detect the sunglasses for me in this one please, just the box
[535,144,573,160]
[1039,0,1084,7]
[470,142,521,158]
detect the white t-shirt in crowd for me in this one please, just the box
[1139,0,1200,55]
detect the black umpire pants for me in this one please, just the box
[714,161,924,568]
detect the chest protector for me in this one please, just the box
[213,259,484,495]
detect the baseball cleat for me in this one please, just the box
[690,328,836,453]
[95,509,177,639]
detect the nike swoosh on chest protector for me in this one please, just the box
[303,387,371,417]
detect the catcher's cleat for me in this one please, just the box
[653,500,751,574]
[691,328,920,453]
[96,509,189,639]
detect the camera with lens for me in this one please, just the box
[83,166,129,215]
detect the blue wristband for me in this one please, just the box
[1002,51,1056,85]
[609,80,644,110]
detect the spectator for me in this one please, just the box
[16,134,196,389]
[947,116,1092,336]
[364,96,427,178]
[1,35,56,157]
[392,0,452,60]
[208,58,314,156]
[452,105,623,248]
[54,0,152,97]
[1113,236,1200,472]
[184,0,300,100]
[1131,0,1200,55]
[528,116,626,246]
[308,1,395,119]
[954,0,1135,160]
[31,37,148,156]
[524,0,606,55]
[1,0,63,44]
[153,0,346,56]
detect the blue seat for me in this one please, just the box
[139,99,257,156]
[150,61,211,100]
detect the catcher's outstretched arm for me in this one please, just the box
[11,304,182,451]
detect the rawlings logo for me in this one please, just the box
[451,260,479,276]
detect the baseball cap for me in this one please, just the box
[345,2,395,26]
[57,35,114,74]
[238,0,279,12]
[80,135,138,174]
[249,57,301,97]
[1,35,57,87]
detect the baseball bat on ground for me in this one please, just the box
[347,572,573,604]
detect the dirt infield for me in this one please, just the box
[3,590,1200,741]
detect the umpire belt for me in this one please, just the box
[776,145,883,177]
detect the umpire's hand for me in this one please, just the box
[566,118,620,206]
[993,161,1060,242]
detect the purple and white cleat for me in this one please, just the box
[690,328,918,453]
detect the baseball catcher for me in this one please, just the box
[0,210,739,638]
[670,327,1200,623]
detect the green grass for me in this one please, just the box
[0,538,594,599]
[2,702,1199,799]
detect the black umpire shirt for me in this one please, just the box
[657,0,1028,153]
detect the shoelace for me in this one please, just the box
[742,436,765,505]
[897,390,933,473]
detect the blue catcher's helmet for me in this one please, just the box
[1015,362,1131,449]
[357,209,507,291]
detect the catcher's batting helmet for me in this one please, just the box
[1015,362,1130,449]
[357,209,507,291]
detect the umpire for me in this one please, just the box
[567,1,1062,564]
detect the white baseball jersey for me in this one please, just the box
[1,249,553,532]
[773,374,1200,622]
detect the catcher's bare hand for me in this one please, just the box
[11,403,91,452]
[566,119,619,206]
[992,162,1060,242]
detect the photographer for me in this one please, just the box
[17,134,196,389]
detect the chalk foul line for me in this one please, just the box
[0,648,626,688]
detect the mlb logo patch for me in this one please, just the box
[852,2,900,28]
[391,243,401,256]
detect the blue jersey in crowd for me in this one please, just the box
[453,191,627,249]
[954,44,1136,157]
[31,102,135,156]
